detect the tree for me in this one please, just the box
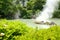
[33,0,45,10]
[53,2,60,18]
[0,0,21,19]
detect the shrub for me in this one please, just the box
[0,0,46,19]
[53,3,60,18]
[53,10,60,18]
[0,19,33,40]
[0,0,21,19]
[20,8,34,19]
[19,0,45,19]
[16,25,60,40]
[27,0,45,10]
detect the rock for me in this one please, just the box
[0,33,5,36]
[49,22,56,25]
[35,20,56,25]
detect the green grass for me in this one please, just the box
[0,19,60,40]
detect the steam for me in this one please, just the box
[36,0,60,22]
[14,10,20,19]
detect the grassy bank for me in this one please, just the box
[0,19,60,40]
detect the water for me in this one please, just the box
[36,0,60,22]
[20,19,60,29]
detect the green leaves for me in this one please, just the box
[53,10,60,18]
[0,20,60,40]
[0,19,31,40]
[0,0,21,19]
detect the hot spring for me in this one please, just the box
[35,0,60,24]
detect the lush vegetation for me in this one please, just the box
[0,0,18,19]
[0,19,33,40]
[0,0,60,19]
[53,3,60,18]
[0,0,47,19]
[0,19,60,40]
[53,10,60,18]
[0,0,60,40]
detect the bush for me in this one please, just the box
[0,19,33,40]
[16,25,60,40]
[27,0,45,10]
[20,8,35,19]
[19,0,45,19]
[0,0,46,19]
[53,10,60,18]
[53,3,60,18]
[0,0,21,19]
[0,19,60,40]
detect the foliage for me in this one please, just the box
[0,0,21,19]
[20,7,36,19]
[27,0,45,10]
[19,0,45,19]
[0,19,33,40]
[0,0,60,19]
[33,0,45,10]
[53,10,60,18]
[16,25,60,40]
[0,19,60,40]
[19,8,33,19]
[27,0,36,10]
[0,0,46,19]
[53,2,60,18]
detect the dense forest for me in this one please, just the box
[0,0,60,19]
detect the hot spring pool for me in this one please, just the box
[20,18,60,29]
